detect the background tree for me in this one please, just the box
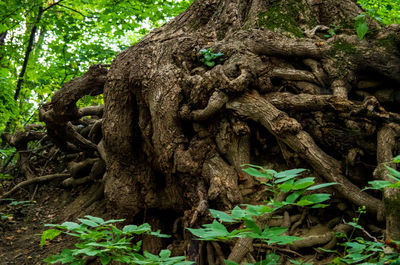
[0,0,192,133]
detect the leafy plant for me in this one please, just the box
[41,215,191,265]
[187,166,338,264]
[200,49,224,67]
[323,206,400,264]
[354,13,369,40]
[363,155,400,191]
[0,173,13,187]
[324,24,340,38]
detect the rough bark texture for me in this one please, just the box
[36,0,400,262]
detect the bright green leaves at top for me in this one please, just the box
[0,0,194,134]
[357,0,400,24]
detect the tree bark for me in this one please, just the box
[40,0,400,258]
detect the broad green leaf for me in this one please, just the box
[60,221,82,230]
[78,218,99,228]
[231,206,246,219]
[209,209,236,223]
[393,155,400,163]
[285,191,303,204]
[363,180,393,190]
[347,222,362,229]
[356,21,368,40]
[292,177,315,190]
[242,167,271,178]
[40,229,62,247]
[344,241,366,253]
[225,260,240,265]
[277,178,294,191]
[100,256,112,265]
[84,215,105,225]
[307,182,339,190]
[159,249,171,259]
[297,193,331,206]
[244,219,262,234]
[386,166,400,180]
[274,168,306,179]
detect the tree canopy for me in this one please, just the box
[0,0,193,132]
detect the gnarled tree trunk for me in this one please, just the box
[40,0,400,261]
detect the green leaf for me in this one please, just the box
[78,218,99,228]
[356,21,368,40]
[231,206,246,220]
[209,209,236,223]
[244,219,262,234]
[386,166,400,180]
[205,61,215,67]
[292,177,315,190]
[274,168,306,179]
[41,229,62,247]
[363,180,393,190]
[187,220,232,240]
[242,167,271,178]
[347,222,362,229]
[60,221,82,231]
[100,256,112,265]
[84,215,105,225]
[285,191,303,204]
[392,155,400,163]
[307,182,339,190]
[159,249,171,259]
[297,193,331,206]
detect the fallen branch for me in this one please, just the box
[0,173,70,200]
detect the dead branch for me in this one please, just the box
[0,173,70,199]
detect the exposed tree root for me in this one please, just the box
[226,91,384,217]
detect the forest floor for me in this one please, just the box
[0,181,108,265]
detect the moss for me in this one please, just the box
[258,1,305,38]
[384,193,400,218]
[377,34,400,53]
[330,39,357,56]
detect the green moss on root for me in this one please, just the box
[258,1,305,38]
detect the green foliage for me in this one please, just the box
[188,166,337,264]
[41,215,191,265]
[200,49,224,67]
[322,206,400,264]
[354,13,369,40]
[363,155,400,191]
[0,0,193,134]
[357,0,400,24]
[324,25,340,38]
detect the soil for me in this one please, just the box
[0,182,108,265]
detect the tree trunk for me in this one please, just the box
[40,0,400,260]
